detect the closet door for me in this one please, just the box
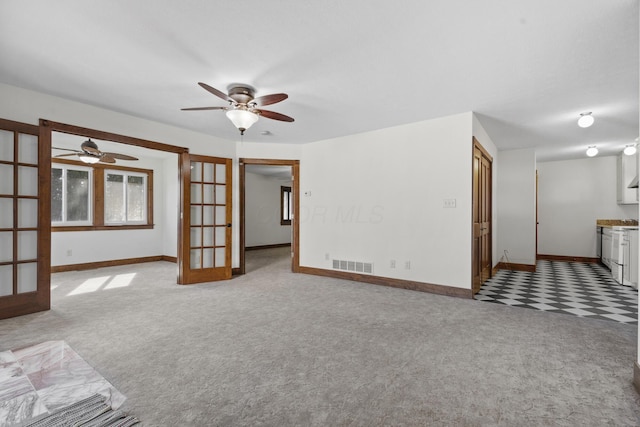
[0,118,50,319]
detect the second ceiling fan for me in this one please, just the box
[53,139,138,164]
[182,82,294,135]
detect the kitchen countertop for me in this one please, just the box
[597,219,639,227]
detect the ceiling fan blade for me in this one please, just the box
[255,109,295,122]
[52,147,80,152]
[100,155,116,164]
[181,106,228,111]
[198,82,233,103]
[103,152,138,161]
[83,146,100,155]
[54,153,80,157]
[252,93,288,107]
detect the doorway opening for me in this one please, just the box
[44,122,236,284]
[239,158,300,275]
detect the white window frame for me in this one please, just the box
[104,169,149,225]
[51,164,93,226]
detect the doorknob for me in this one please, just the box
[227,223,232,228]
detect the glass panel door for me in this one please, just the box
[180,153,232,284]
[0,118,50,319]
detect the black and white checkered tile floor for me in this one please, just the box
[476,260,638,325]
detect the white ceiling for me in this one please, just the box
[1,1,638,162]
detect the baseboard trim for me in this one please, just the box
[634,362,640,395]
[297,266,473,299]
[52,255,175,273]
[494,262,536,273]
[245,243,291,251]
[537,254,600,263]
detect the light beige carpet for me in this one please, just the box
[1,247,638,426]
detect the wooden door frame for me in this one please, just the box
[239,158,300,275]
[39,120,189,282]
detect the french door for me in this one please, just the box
[0,118,50,319]
[179,153,232,284]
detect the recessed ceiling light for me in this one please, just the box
[578,112,594,128]
[624,144,637,156]
[586,146,598,157]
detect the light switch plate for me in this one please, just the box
[443,198,456,208]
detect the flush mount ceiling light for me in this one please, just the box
[586,146,598,157]
[578,112,594,128]
[624,144,637,156]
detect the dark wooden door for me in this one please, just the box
[472,138,492,294]
[0,118,51,319]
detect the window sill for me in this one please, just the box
[52,224,154,232]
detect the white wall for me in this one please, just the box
[299,112,477,289]
[245,172,292,247]
[496,149,537,265]
[538,156,638,257]
[2,83,503,292]
[50,156,166,266]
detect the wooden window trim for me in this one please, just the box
[281,185,292,226]
[51,158,154,232]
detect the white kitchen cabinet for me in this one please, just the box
[617,152,638,205]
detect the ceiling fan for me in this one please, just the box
[53,139,138,164]
[182,82,294,135]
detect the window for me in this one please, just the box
[281,186,292,225]
[52,159,153,231]
[105,171,148,224]
[51,164,93,225]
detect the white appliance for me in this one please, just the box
[610,230,625,283]
[611,227,638,288]
[627,229,638,289]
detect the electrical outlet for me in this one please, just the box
[390,260,396,268]
[66,249,72,257]
[405,261,411,270]
[304,190,312,197]
[443,198,456,208]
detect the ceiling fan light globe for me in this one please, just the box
[78,153,101,164]
[226,109,259,133]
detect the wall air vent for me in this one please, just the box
[332,259,374,274]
